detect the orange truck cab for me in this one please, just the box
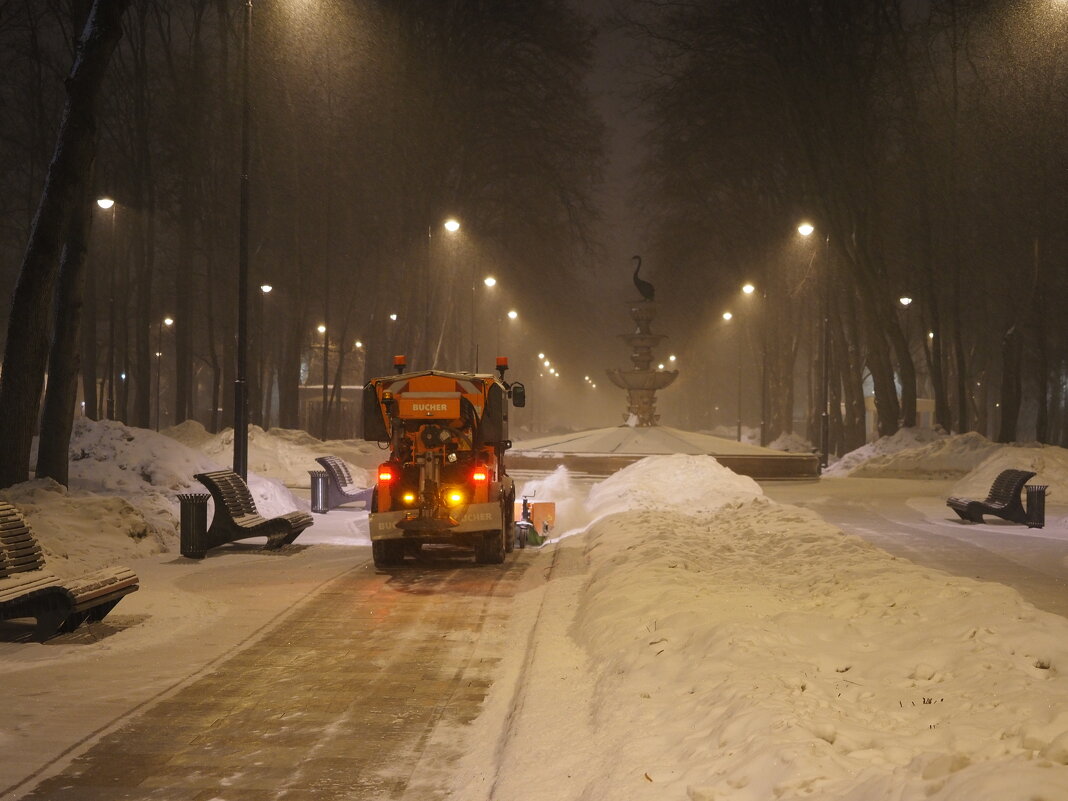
[361,358,525,567]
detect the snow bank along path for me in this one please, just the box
[454,455,1068,801]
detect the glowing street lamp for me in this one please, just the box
[799,220,829,468]
[96,197,119,420]
[723,311,743,441]
[155,316,174,431]
[738,282,768,445]
[317,324,329,439]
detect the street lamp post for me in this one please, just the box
[318,324,328,439]
[723,311,741,441]
[258,284,272,426]
[799,221,830,469]
[499,308,517,354]
[155,317,173,430]
[97,197,117,420]
[477,275,497,371]
[427,218,460,369]
[234,0,253,480]
[738,283,771,446]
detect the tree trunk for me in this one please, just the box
[38,179,95,485]
[130,4,156,430]
[0,0,130,489]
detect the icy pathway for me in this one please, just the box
[11,549,530,801]
[762,477,1068,618]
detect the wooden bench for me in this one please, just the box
[0,501,139,639]
[191,469,314,557]
[314,455,372,512]
[946,468,1036,524]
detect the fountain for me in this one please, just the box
[507,257,818,479]
[605,299,678,426]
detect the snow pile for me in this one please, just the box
[489,455,1068,800]
[767,431,815,454]
[0,479,162,576]
[824,426,1068,500]
[951,445,1068,501]
[823,427,950,477]
[585,453,762,517]
[23,417,309,564]
[846,431,1003,480]
[163,421,378,488]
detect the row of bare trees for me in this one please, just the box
[629,0,1068,453]
[0,0,604,488]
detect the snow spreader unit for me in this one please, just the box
[362,356,526,567]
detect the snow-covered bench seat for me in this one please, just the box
[946,468,1035,524]
[314,455,372,512]
[0,501,139,639]
[192,469,313,556]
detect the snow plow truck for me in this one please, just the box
[362,356,526,567]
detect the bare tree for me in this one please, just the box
[0,0,130,489]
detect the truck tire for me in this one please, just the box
[372,539,405,567]
[474,529,505,564]
[503,496,515,554]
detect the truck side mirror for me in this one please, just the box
[510,382,526,408]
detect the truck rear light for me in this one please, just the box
[378,465,394,482]
[444,488,466,507]
[472,466,488,483]
[402,491,416,505]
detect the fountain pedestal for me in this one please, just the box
[606,300,678,426]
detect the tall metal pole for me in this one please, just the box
[759,290,769,447]
[735,323,742,442]
[819,235,830,471]
[105,206,117,420]
[155,321,161,431]
[321,327,329,440]
[234,0,252,480]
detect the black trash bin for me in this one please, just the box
[1025,484,1047,529]
[310,470,329,514]
[178,492,210,558]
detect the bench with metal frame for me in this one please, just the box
[946,468,1036,525]
[0,501,139,639]
[190,469,313,557]
[313,455,372,513]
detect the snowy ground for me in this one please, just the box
[3,421,1068,800]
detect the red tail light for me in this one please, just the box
[472,466,488,483]
[378,465,394,482]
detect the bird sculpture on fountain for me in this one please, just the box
[632,255,655,301]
